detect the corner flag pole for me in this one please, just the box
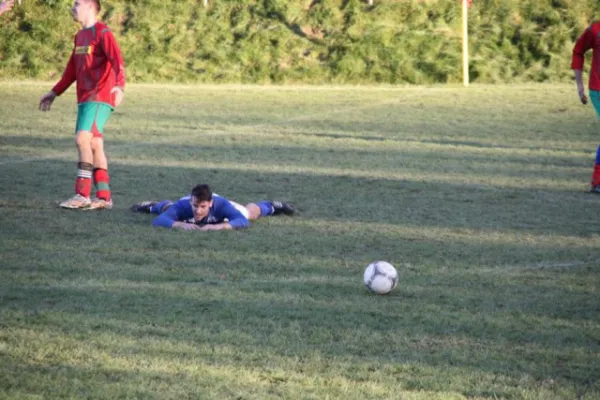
[462,0,469,87]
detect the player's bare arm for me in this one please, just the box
[200,223,233,231]
[172,222,202,231]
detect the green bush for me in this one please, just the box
[0,0,597,83]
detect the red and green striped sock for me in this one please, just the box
[75,162,93,198]
[93,168,111,201]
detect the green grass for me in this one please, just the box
[1,82,599,400]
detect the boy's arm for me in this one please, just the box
[216,201,249,230]
[572,27,594,105]
[152,203,182,228]
[40,48,75,111]
[100,28,126,89]
[52,50,76,96]
[572,27,594,72]
[197,200,249,231]
[152,202,202,230]
[99,28,125,107]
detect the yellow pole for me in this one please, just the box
[462,0,469,87]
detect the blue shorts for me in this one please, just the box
[589,90,600,120]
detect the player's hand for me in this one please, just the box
[0,0,16,15]
[200,223,232,231]
[173,222,202,231]
[111,87,124,107]
[39,91,56,112]
[578,85,588,105]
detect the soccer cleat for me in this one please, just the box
[272,200,296,216]
[590,185,600,194]
[130,201,156,213]
[60,194,92,209]
[88,197,113,210]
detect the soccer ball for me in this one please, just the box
[363,261,398,295]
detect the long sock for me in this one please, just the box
[75,162,93,198]
[591,145,600,186]
[593,165,600,187]
[257,201,274,217]
[150,200,173,214]
[93,168,111,200]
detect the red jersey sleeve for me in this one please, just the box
[572,27,594,70]
[100,28,126,89]
[52,49,76,96]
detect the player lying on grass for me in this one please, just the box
[130,184,295,231]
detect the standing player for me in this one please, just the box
[39,0,125,209]
[572,22,600,193]
[130,184,296,231]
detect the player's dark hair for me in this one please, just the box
[191,184,212,202]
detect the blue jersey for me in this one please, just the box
[152,195,249,229]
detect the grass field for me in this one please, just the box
[1,82,599,400]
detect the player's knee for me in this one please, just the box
[75,131,93,149]
[90,137,104,152]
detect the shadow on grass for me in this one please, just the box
[0,145,597,238]
[2,278,599,399]
[0,359,254,399]
[1,139,599,398]
[0,135,591,169]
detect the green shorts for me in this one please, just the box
[589,90,600,120]
[75,102,113,137]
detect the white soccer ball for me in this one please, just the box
[363,261,398,295]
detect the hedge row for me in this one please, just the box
[0,0,597,84]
